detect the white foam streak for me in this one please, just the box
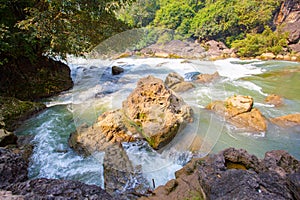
[214,58,263,80]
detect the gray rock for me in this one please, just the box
[5,178,113,200]
[0,148,28,189]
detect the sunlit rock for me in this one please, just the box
[206,95,267,133]
[194,72,220,84]
[123,75,193,149]
[270,113,300,128]
[265,94,283,106]
[68,109,137,155]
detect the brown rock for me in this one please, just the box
[68,109,137,155]
[270,113,300,128]
[231,108,267,132]
[206,95,267,133]
[123,75,193,149]
[207,95,253,118]
[260,53,276,60]
[265,94,284,106]
[195,72,220,84]
[165,72,195,93]
[165,72,184,88]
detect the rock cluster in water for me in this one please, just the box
[140,148,300,200]
[69,75,193,153]
[0,147,113,200]
[206,95,267,133]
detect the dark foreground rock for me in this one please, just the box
[104,145,151,200]
[4,178,113,200]
[140,148,300,200]
[0,148,28,189]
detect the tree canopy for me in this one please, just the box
[0,0,132,63]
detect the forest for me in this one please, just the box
[0,0,294,65]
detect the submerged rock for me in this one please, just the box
[194,71,220,84]
[206,95,267,133]
[123,75,193,149]
[270,113,300,128]
[5,178,113,200]
[164,72,195,93]
[141,148,300,200]
[265,94,284,106]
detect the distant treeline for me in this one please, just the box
[118,0,291,57]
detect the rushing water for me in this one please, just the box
[15,57,300,189]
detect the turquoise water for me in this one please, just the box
[15,57,300,188]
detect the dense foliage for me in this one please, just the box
[0,0,132,62]
[232,27,289,57]
[118,0,287,56]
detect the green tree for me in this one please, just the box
[190,0,280,45]
[232,26,289,57]
[153,1,195,36]
[117,0,159,27]
[0,0,132,61]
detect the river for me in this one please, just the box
[15,57,300,189]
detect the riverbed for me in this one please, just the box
[15,57,300,189]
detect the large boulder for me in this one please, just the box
[69,109,138,155]
[0,148,28,189]
[164,72,195,93]
[270,113,300,128]
[206,95,267,133]
[141,148,300,200]
[5,178,113,200]
[123,75,193,149]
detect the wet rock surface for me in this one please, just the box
[206,95,267,133]
[164,72,195,93]
[270,113,300,128]
[141,148,300,200]
[195,71,220,84]
[69,109,137,155]
[265,94,284,106]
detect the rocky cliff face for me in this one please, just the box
[275,0,300,52]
